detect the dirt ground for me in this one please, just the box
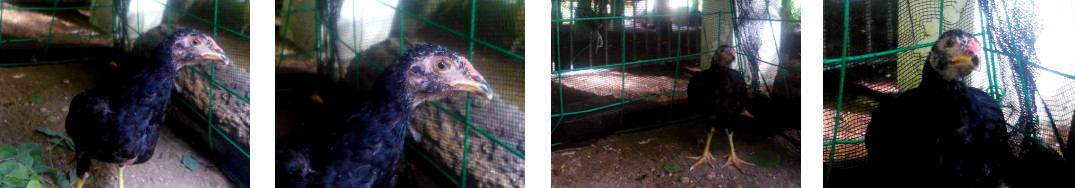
[0,63,236,187]
[552,119,800,188]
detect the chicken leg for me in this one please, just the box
[722,129,754,173]
[118,165,125,188]
[688,128,717,170]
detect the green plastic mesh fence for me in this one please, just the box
[0,0,250,187]
[274,0,524,187]
[823,0,1075,185]
[551,0,800,147]
[0,1,111,64]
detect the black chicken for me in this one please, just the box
[686,45,755,172]
[66,28,228,188]
[865,30,1009,187]
[276,44,493,188]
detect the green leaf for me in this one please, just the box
[663,162,682,173]
[3,177,27,187]
[56,169,79,188]
[30,163,54,174]
[13,152,33,165]
[26,180,42,188]
[28,95,44,104]
[0,160,17,175]
[0,152,12,160]
[55,171,67,188]
[29,170,44,181]
[182,153,200,171]
[65,138,75,151]
[69,169,77,181]
[35,127,65,137]
[65,138,76,151]
[0,145,16,158]
[8,166,30,179]
[17,143,42,157]
[50,138,76,151]
[0,145,15,153]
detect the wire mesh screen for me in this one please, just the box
[0,0,250,187]
[275,0,524,187]
[823,0,1075,182]
[0,1,112,64]
[551,0,800,146]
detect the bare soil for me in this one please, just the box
[552,120,800,188]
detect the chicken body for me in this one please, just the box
[686,45,755,172]
[66,28,228,188]
[865,30,1008,187]
[276,44,492,188]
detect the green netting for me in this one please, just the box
[274,0,524,187]
[823,0,1075,186]
[0,0,250,187]
[551,0,800,147]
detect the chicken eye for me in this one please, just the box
[946,40,955,48]
[436,60,448,71]
[192,39,201,46]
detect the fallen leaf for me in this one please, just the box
[638,138,654,145]
[35,127,64,137]
[663,162,682,173]
[28,95,43,104]
[182,153,200,171]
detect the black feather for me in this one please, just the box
[687,58,750,132]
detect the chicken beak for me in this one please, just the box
[950,55,972,67]
[449,75,494,100]
[200,52,229,65]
